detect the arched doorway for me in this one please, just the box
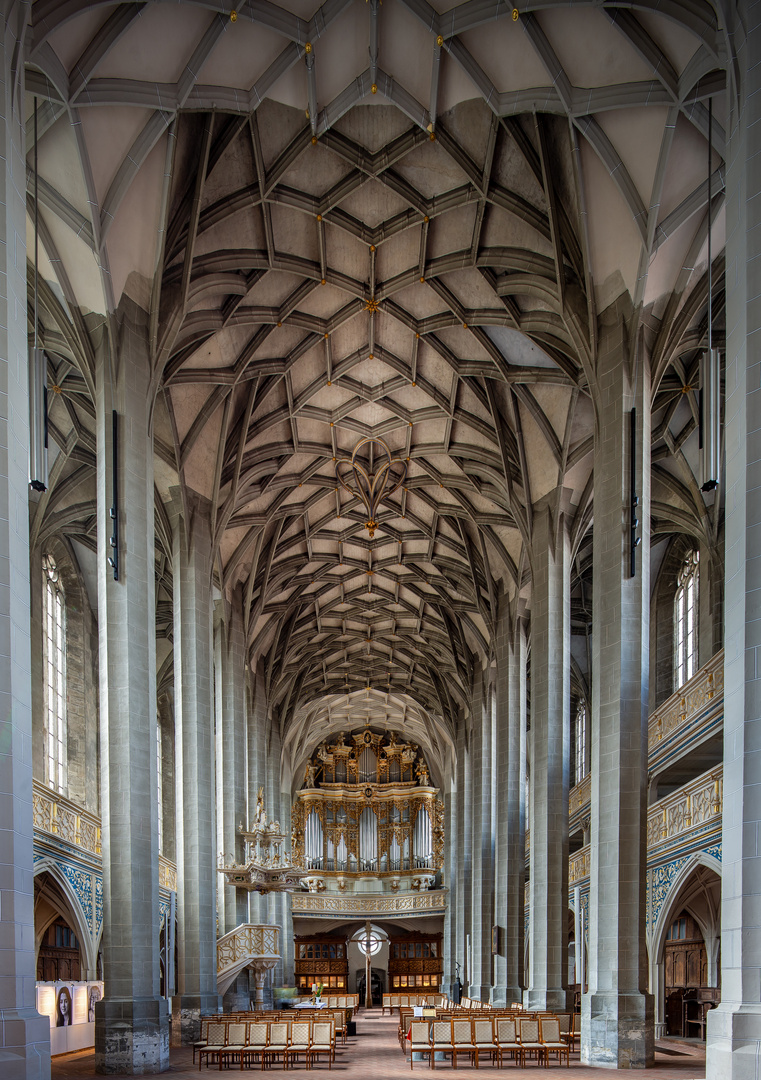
[651,858,721,1038]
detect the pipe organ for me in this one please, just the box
[292,729,444,878]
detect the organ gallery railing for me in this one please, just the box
[291,890,447,915]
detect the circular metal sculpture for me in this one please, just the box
[334,437,407,537]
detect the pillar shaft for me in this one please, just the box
[454,723,472,989]
[216,591,248,936]
[0,4,51,1073]
[706,4,761,1071]
[172,496,220,1043]
[527,503,570,1012]
[247,667,267,924]
[470,667,495,1001]
[95,305,168,1072]
[581,307,653,1067]
[493,611,526,1006]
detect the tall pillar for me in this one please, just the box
[581,305,654,1067]
[470,665,495,1001]
[442,782,457,995]
[527,500,570,1012]
[493,608,526,1007]
[215,589,249,1010]
[247,665,268,924]
[0,4,51,1074]
[454,722,472,990]
[706,4,761,1071]
[95,303,169,1072]
[171,494,220,1044]
[266,717,285,994]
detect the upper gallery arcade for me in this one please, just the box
[0,0,758,1076]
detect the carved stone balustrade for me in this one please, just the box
[216,923,280,1000]
[646,765,723,854]
[291,889,446,917]
[33,779,101,858]
[648,649,724,773]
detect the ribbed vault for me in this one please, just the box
[26,0,726,767]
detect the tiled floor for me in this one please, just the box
[51,1010,706,1077]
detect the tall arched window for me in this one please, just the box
[674,550,699,689]
[43,554,66,793]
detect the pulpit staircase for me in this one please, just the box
[216,923,280,1000]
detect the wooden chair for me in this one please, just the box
[243,1022,268,1070]
[452,1019,476,1068]
[473,1019,498,1068]
[308,1021,334,1069]
[193,1018,210,1065]
[517,1018,545,1067]
[198,1020,226,1070]
[218,1021,247,1070]
[540,1018,570,1068]
[264,1022,289,1070]
[285,1021,312,1069]
[409,1020,433,1071]
[430,1020,454,1069]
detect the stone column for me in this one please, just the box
[279,782,296,988]
[581,303,654,1067]
[442,782,457,995]
[0,4,51,1074]
[527,499,570,1012]
[454,721,472,991]
[95,302,168,1072]
[171,494,220,1043]
[493,608,526,1007]
[215,589,249,1010]
[470,665,495,1001]
[706,4,761,1071]
[266,717,284,997]
[247,664,268,924]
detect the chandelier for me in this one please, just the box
[335,436,407,537]
[218,789,308,894]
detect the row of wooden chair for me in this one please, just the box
[408,1017,570,1069]
[382,994,447,1014]
[195,1017,345,1069]
[294,995,359,1014]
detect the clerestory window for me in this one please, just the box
[43,554,66,793]
[674,550,699,690]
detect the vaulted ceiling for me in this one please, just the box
[27,0,726,776]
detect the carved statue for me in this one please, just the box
[416,757,429,785]
[304,761,316,788]
[254,787,267,829]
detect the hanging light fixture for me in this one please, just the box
[700,96,721,493]
[29,97,48,493]
[334,436,407,537]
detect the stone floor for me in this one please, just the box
[51,1009,706,1077]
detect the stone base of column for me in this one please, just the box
[0,1007,51,1080]
[170,994,221,1047]
[706,1003,761,1079]
[94,998,169,1074]
[490,986,523,1008]
[581,991,654,1068]
[525,988,569,1012]
[467,985,492,1003]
